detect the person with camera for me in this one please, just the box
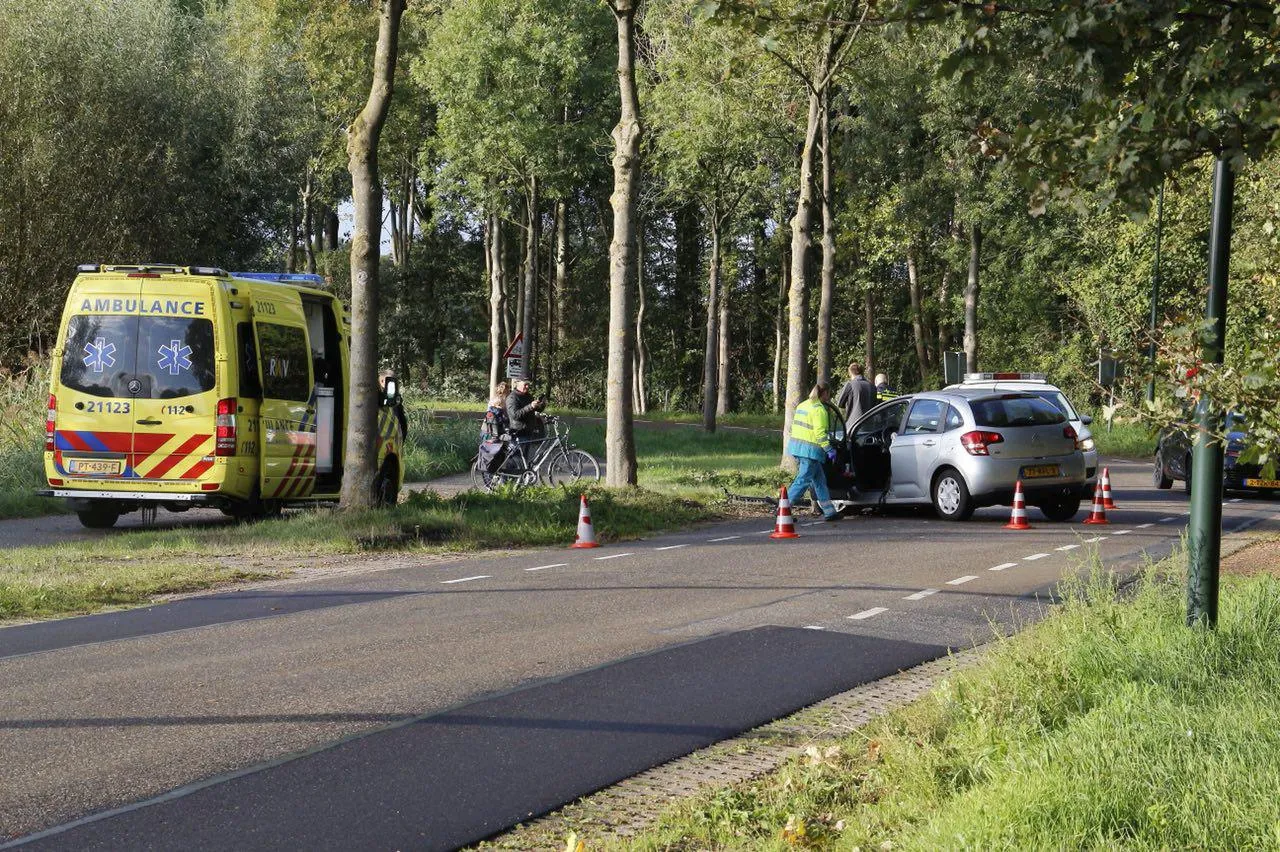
[504,375,547,443]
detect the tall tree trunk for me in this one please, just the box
[701,219,721,432]
[863,285,875,379]
[521,175,540,379]
[554,197,568,353]
[488,211,504,392]
[501,217,515,344]
[964,223,982,372]
[907,247,929,385]
[937,268,952,357]
[634,229,647,415]
[773,240,788,413]
[716,260,730,416]
[605,0,640,485]
[325,208,339,252]
[286,203,299,273]
[340,0,404,511]
[782,87,822,469]
[302,170,317,274]
[816,91,836,385]
[674,201,701,393]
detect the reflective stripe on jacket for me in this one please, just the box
[787,398,832,460]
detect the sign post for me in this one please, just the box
[503,334,525,379]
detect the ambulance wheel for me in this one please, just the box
[77,505,120,529]
[372,457,400,508]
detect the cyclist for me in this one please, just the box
[505,376,547,443]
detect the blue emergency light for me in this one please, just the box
[232,271,326,286]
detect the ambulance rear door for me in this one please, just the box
[252,290,316,500]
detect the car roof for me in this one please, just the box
[944,380,1066,392]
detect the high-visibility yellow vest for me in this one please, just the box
[788,399,831,455]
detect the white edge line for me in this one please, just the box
[802,625,826,630]
[946,575,978,585]
[904,588,939,600]
[1083,536,1107,543]
[441,575,490,584]
[848,607,888,620]
[654,544,688,551]
[989,562,1017,571]
[708,536,741,542]
[1023,553,1050,561]
[594,552,634,560]
[1054,544,1080,552]
[1229,497,1243,503]
[525,563,566,572]
[1112,530,1132,535]
[1137,523,1154,529]
[801,521,822,527]
[1159,516,1176,522]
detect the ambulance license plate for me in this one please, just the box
[1245,478,1280,489]
[68,459,122,476]
[1021,464,1060,479]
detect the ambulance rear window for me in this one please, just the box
[61,315,216,399]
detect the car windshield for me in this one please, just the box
[61,314,216,399]
[971,395,1066,427]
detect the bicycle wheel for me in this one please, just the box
[546,449,600,487]
[470,456,496,492]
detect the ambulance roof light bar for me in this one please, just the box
[232,271,326,287]
[964,372,1047,383]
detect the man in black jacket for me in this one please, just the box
[504,377,546,441]
[835,361,877,428]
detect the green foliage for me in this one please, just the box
[621,557,1280,849]
[0,366,63,519]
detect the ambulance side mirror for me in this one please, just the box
[381,376,401,405]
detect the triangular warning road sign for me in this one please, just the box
[502,334,524,359]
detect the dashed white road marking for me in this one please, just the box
[947,575,978,585]
[595,552,634,560]
[989,562,1017,572]
[802,625,826,630]
[525,563,566,572]
[1113,529,1132,536]
[1023,553,1050,561]
[441,575,490,584]
[801,521,823,527]
[904,588,939,600]
[753,530,774,535]
[1137,523,1154,529]
[1055,544,1080,552]
[1159,516,1177,522]
[655,544,688,551]
[848,607,888,620]
[1083,536,1107,543]
[1229,497,1243,503]
[708,535,741,542]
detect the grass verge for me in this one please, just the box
[614,552,1280,850]
[1093,418,1157,460]
[0,367,64,518]
[0,419,781,621]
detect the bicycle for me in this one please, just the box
[470,415,600,491]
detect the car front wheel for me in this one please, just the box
[932,468,974,521]
[1153,452,1173,489]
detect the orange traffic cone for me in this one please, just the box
[570,494,600,548]
[1004,480,1032,530]
[1100,467,1117,509]
[770,486,799,539]
[1082,480,1110,525]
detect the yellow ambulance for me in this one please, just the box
[40,264,405,528]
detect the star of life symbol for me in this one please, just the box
[157,339,193,376]
[82,337,116,374]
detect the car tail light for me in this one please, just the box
[960,430,1004,456]
[215,397,237,456]
[1063,425,1077,441]
[45,394,56,451]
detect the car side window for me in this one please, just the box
[945,405,964,431]
[905,399,946,434]
[856,400,908,438]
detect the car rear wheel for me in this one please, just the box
[76,505,120,529]
[1039,497,1081,522]
[932,468,974,521]
[1153,452,1173,489]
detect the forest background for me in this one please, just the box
[1,0,1277,443]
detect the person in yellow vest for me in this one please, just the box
[786,383,841,522]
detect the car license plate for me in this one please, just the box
[1021,464,1060,479]
[1245,478,1280,489]
[67,458,122,476]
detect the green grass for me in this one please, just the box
[1093,418,1157,460]
[416,400,782,431]
[0,367,63,518]
[615,552,1280,850]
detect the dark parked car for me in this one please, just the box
[1154,414,1280,496]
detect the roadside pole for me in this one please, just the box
[1186,156,1233,628]
[1146,181,1164,406]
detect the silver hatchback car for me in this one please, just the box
[827,389,1087,521]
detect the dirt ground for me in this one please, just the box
[1222,537,1280,578]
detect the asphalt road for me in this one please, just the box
[1,460,1277,849]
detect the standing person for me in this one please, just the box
[836,362,877,427]
[504,376,546,442]
[786,384,841,522]
[874,372,898,402]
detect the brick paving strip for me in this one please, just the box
[474,648,984,850]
